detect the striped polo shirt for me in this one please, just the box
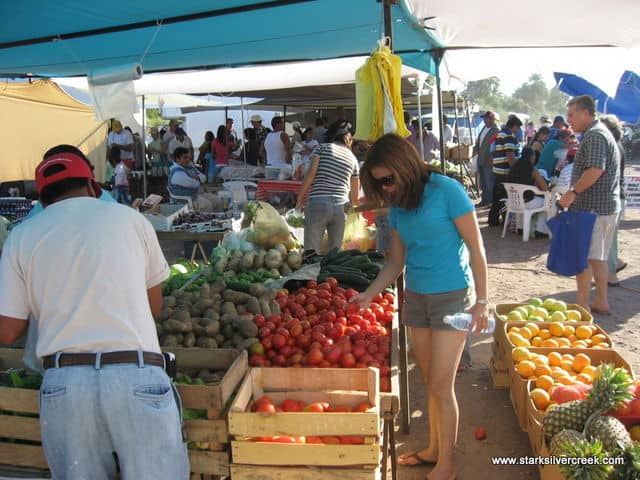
[492,127,517,176]
[308,143,359,203]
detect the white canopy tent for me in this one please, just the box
[407,0,640,96]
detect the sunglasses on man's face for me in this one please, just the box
[375,174,395,187]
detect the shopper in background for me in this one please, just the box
[107,119,134,169]
[559,95,621,315]
[211,125,233,169]
[353,133,489,480]
[148,127,165,176]
[295,120,360,254]
[261,116,291,166]
[313,116,328,143]
[473,111,500,208]
[197,130,214,175]
[536,129,571,177]
[168,147,218,211]
[168,127,194,161]
[114,149,131,205]
[599,114,628,287]
[0,144,189,479]
[529,125,550,163]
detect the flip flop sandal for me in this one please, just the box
[397,451,437,466]
[590,305,611,316]
[616,262,628,273]
[608,281,621,287]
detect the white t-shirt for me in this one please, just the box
[107,130,134,160]
[0,197,169,357]
[168,136,194,157]
[114,162,129,186]
[264,131,288,165]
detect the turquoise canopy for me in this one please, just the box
[0,0,441,77]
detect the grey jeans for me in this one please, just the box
[303,198,346,254]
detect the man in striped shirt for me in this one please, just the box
[488,115,523,225]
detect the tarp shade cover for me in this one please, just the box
[0,0,439,77]
[0,80,107,183]
[553,72,609,108]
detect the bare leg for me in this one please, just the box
[426,329,466,480]
[397,327,438,464]
[575,266,592,309]
[590,259,610,311]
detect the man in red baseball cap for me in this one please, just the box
[0,144,189,478]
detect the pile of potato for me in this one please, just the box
[157,278,279,350]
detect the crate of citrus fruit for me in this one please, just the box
[504,321,612,351]
[493,298,593,370]
[509,340,616,431]
[525,355,635,457]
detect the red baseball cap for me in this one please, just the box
[35,152,94,194]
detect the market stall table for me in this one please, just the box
[255,180,307,202]
[155,230,226,262]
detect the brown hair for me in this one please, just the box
[360,133,437,210]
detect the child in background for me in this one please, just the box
[114,150,131,205]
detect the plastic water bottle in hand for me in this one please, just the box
[443,312,495,334]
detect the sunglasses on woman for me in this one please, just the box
[375,174,395,187]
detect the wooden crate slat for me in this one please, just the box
[382,306,400,413]
[184,418,228,443]
[0,387,39,413]
[256,368,372,393]
[265,391,371,406]
[188,449,230,476]
[229,411,379,437]
[0,444,48,469]
[0,414,41,441]
[219,350,248,410]
[230,464,381,480]
[231,442,380,467]
[171,347,240,370]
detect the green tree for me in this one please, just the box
[512,74,548,117]
[546,87,570,118]
[145,108,165,128]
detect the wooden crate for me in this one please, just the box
[0,347,247,478]
[490,358,510,389]
[230,464,381,480]
[173,348,248,477]
[510,347,634,437]
[500,321,613,351]
[491,339,510,371]
[229,367,381,472]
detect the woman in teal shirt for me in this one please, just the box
[352,134,489,480]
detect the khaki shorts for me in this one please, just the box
[402,288,474,329]
[588,213,618,261]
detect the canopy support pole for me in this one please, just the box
[142,95,147,199]
[416,76,425,160]
[434,49,446,174]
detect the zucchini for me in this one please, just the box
[331,272,370,288]
[224,280,252,293]
[340,255,372,268]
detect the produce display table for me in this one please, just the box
[155,230,227,262]
[255,180,305,202]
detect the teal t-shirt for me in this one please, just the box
[536,139,565,176]
[389,173,474,294]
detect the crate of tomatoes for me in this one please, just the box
[248,278,398,412]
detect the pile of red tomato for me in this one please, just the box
[249,278,395,392]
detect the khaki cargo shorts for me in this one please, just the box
[402,288,474,330]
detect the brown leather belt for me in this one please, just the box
[42,351,165,370]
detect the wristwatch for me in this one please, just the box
[475,299,489,305]
[569,186,579,194]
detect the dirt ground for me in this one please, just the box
[394,160,640,480]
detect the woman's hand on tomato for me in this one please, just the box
[348,291,374,311]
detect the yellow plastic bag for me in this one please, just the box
[342,211,370,251]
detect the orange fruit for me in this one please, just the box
[538,329,551,340]
[561,360,575,372]
[548,352,563,367]
[549,323,565,337]
[590,333,607,345]
[563,325,576,337]
[575,325,592,340]
[509,327,521,335]
[536,375,555,391]
[531,336,543,347]
[598,342,611,349]
[530,388,551,411]
[525,322,540,337]
[517,360,536,379]
[571,340,588,348]
[558,375,576,385]
[512,347,531,363]
[581,365,597,379]
[575,373,593,385]
[533,355,550,366]
[541,339,559,348]
[519,327,533,340]
[535,364,552,377]
[556,337,571,348]
[551,366,569,379]
[572,353,591,372]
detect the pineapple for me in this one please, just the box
[543,364,633,442]
[584,414,632,453]
[550,429,586,456]
[611,441,640,480]
[555,438,613,480]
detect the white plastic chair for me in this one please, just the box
[501,182,549,242]
[167,187,194,208]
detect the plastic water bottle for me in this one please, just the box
[443,312,495,334]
